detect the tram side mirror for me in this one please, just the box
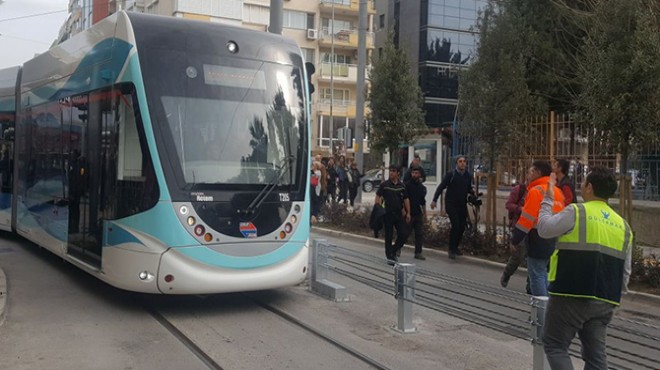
[305,62,315,96]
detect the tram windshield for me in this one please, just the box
[146,52,307,189]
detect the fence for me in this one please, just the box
[454,112,660,201]
[311,239,660,370]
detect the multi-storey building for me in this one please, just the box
[65,0,376,158]
[374,0,485,182]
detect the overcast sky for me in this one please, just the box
[0,0,69,69]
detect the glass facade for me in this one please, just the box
[414,0,485,127]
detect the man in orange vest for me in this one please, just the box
[510,160,565,296]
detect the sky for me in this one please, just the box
[0,0,70,69]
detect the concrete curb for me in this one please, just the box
[311,226,660,305]
[0,267,6,326]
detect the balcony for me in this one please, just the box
[317,63,371,83]
[319,28,374,50]
[319,0,376,16]
[318,99,357,118]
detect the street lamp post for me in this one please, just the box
[329,0,335,157]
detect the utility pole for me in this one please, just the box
[329,1,335,157]
[268,0,283,34]
[354,0,367,203]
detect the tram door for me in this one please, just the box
[66,91,104,266]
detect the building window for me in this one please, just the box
[420,65,460,99]
[424,102,457,127]
[321,53,352,65]
[301,48,315,64]
[379,14,385,29]
[320,88,350,105]
[425,0,487,31]
[322,18,353,33]
[413,141,438,182]
[243,4,269,25]
[283,9,311,30]
[421,29,477,64]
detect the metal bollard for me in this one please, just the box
[310,239,348,302]
[530,296,550,370]
[394,263,416,333]
[311,239,328,282]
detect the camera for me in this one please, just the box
[467,194,482,207]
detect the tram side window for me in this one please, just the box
[113,84,158,218]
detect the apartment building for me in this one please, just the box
[65,0,376,158]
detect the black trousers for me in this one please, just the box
[338,181,348,203]
[349,185,358,206]
[383,211,407,260]
[408,213,424,255]
[446,203,467,253]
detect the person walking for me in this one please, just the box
[326,158,338,203]
[375,165,411,265]
[404,166,427,260]
[336,156,349,204]
[430,155,475,259]
[510,160,565,297]
[500,180,527,288]
[553,158,577,205]
[537,167,633,370]
[348,161,363,207]
[403,153,427,183]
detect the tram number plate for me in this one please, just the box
[279,193,290,202]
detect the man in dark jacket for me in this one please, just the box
[553,158,576,205]
[404,166,427,260]
[430,156,474,259]
[403,153,427,183]
[375,165,411,265]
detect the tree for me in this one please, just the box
[458,2,546,231]
[367,33,425,157]
[575,0,660,218]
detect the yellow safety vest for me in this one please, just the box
[548,201,633,305]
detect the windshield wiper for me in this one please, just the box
[242,156,294,215]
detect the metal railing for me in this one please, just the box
[310,239,660,370]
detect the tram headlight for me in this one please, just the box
[179,205,189,215]
[187,216,196,226]
[294,204,301,213]
[194,225,205,236]
[226,41,239,54]
[291,215,297,224]
[138,271,153,281]
[284,223,293,233]
[204,233,213,242]
[279,231,286,239]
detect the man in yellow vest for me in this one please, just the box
[537,167,633,370]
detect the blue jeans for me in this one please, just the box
[527,256,549,296]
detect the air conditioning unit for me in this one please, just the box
[307,29,318,40]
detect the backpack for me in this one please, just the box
[310,174,319,187]
[347,170,353,184]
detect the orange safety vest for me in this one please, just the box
[515,176,566,233]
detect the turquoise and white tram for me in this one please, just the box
[0,11,312,294]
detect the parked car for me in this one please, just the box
[362,168,383,192]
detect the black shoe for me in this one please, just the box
[500,272,510,288]
[387,258,397,266]
[448,251,456,260]
[414,253,426,260]
[455,249,464,256]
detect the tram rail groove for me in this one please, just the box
[143,303,225,370]
[245,293,391,370]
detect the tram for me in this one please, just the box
[0,11,312,294]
